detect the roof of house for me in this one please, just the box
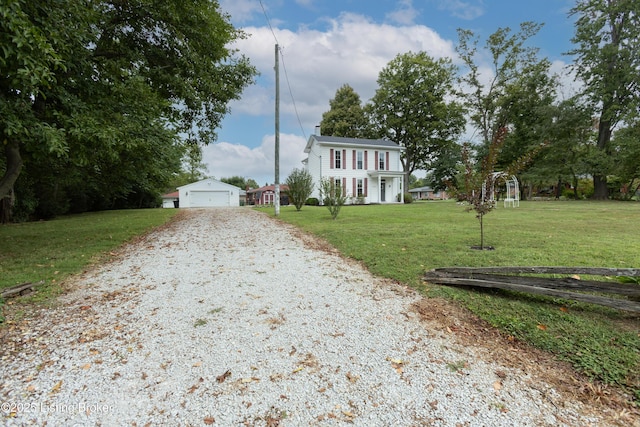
[408,186,435,193]
[246,184,289,194]
[177,178,242,191]
[304,134,403,153]
[161,191,179,198]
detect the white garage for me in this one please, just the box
[177,179,241,208]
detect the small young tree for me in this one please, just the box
[450,128,545,250]
[320,178,347,220]
[285,168,314,211]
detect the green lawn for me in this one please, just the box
[262,200,640,402]
[0,208,179,303]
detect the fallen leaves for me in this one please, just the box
[346,372,359,383]
[387,357,405,374]
[49,380,63,395]
[216,370,231,383]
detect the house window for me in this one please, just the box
[357,179,364,196]
[378,151,385,170]
[356,151,363,169]
[334,150,341,169]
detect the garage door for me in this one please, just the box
[190,191,229,207]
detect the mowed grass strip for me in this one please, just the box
[264,201,640,401]
[0,209,179,302]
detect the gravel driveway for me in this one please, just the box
[0,208,616,426]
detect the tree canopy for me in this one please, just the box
[567,0,640,199]
[366,51,465,191]
[0,0,256,221]
[319,84,369,138]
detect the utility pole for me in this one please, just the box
[274,44,280,216]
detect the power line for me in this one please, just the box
[258,0,307,141]
[259,0,279,45]
[279,49,307,141]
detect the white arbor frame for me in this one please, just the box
[483,172,520,207]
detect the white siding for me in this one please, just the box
[304,136,405,204]
[177,179,241,208]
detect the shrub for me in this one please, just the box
[305,197,319,206]
[320,178,347,220]
[285,168,314,211]
[403,192,413,203]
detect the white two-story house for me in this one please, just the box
[303,134,405,204]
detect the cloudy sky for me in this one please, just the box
[205,0,579,186]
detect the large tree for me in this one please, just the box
[366,52,465,190]
[319,84,369,138]
[610,121,640,199]
[0,0,256,220]
[456,23,559,199]
[523,97,595,199]
[568,0,640,199]
[456,23,554,148]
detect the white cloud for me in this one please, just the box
[386,0,420,25]
[202,133,308,186]
[231,14,456,124]
[550,59,582,101]
[208,12,456,184]
[219,0,263,23]
[434,0,484,21]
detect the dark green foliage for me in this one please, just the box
[221,176,258,190]
[320,178,347,220]
[367,51,465,190]
[568,0,640,199]
[320,84,369,138]
[285,168,314,211]
[0,0,257,221]
[305,198,319,206]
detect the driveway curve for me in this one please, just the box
[0,208,620,426]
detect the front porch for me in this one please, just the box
[367,171,405,204]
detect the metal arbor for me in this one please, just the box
[484,172,520,207]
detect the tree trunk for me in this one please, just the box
[479,214,484,250]
[592,114,612,200]
[593,175,609,200]
[555,177,562,199]
[0,140,24,223]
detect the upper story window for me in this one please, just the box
[378,151,385,170]
[356,151,363,169]
[334,150,341,169]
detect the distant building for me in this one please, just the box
[161,179,242,208]
[246,185,289,206]
[408,186,449,200]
